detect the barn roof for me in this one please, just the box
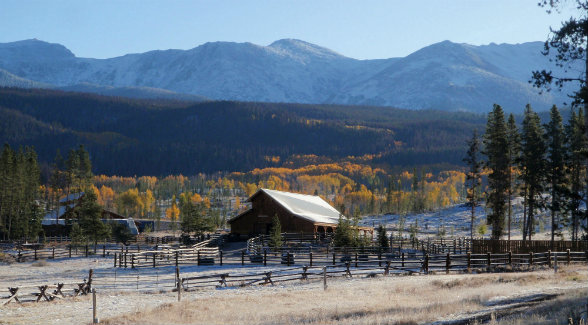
[245,188,343,225]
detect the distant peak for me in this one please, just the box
[0,39,75,59]
[269,38,314,47]
[268,38,346,59]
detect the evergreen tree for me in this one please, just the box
[0,144,14,239]
[65,149,79,196]
[111,222,133,245]
[376,224,389,248]
[76,145,93,189]
[48,150,64,225]
[519,104,547,240]
[544,105,567,244]
[565,108,587,241]
[24,148,42,240]
[0,144,42,240]
[180,201,213,237]
[483,104,509,239]
[506,114,521,241]
[77,190,111,246]
[533,1,587,235]
[533,0,587,147]
[70,223,86,247]
[268,214,283,249]
[333,216,355,247]
[463,130,482,240]
[368,193,376,215]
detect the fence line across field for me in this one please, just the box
[3,249,587,306]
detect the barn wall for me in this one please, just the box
[229,192,316,237]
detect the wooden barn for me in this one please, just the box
[229,188,372,238]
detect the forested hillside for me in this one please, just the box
[0,88,486,176]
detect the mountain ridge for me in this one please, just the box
[0,38,576,112]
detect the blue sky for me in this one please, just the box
[0,0,579,59]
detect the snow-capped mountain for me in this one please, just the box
[0,38,576,112]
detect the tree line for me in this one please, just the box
[0,144,42,240]
[0,87,483,176]
[465,104,586,242]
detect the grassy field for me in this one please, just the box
[102,266,588,325]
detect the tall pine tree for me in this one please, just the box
[519,104,547,241]
[463,130,482,240]
[483,104,509,239]
[506,114,520,241]
[544,105,567,244]
[565,108,587,241]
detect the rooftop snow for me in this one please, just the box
[252,188,343,225]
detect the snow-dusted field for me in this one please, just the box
[1,256,587,325]
[361,199,576,240]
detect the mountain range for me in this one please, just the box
[0,38,577,112]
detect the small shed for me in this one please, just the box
[229,188,372,238]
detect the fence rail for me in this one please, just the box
[471,239,588,253]
[2,250,586,306]
[3,236,222,263]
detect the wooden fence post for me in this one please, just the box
[445,253,450,274]
[220,250,223,266]
[92,289,97,324]
[131,254,134,269]
[69,245,72,258]
[354,252,358,268]
[467,252,471,273]
[332,252,336,266]
[402,252,405,267]
[88,269,93,293]
[309,252,313,267]
[153,253,156,268]
[530,252,534,266]
[378,252,382,267]
[52,247,55,260]
[566,249,570,265]
[176,266,181,302]
[175,251,179,268]
[34,248,37,260]
[323,266,327,291]
[85,244,88,257]
[264,249,267,266]
[508,251,512,266]
[114,253,117,268]
[487,252,491,270]
[197,250,201,266]
[124,251,127,268]
[103,245,106,258]
[424,254,429,274]
[548,250,552,268]
[287,251,291,266]
[241,250,245,266]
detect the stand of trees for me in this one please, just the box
[0,144,42,240]
[478,104,587,241]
